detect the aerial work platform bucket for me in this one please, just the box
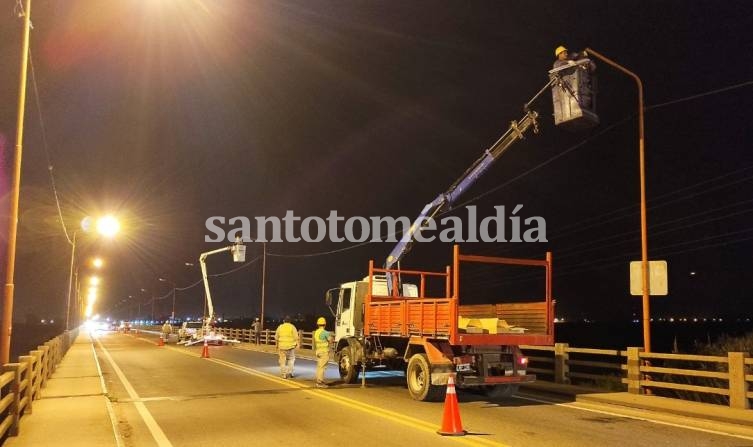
[550,59,599,131]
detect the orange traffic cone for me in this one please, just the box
[437,375,466,436]
[157,335,164,346]
[201,339,210,358]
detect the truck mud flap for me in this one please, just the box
[429,364,455,386]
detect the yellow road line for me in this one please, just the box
[165,344,509,447]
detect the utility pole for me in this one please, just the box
[261,242,267,331]
[65,232,78,331]
[159,278,177,321]
[1,0,32,364]
[585,47,650,351]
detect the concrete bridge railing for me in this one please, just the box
[0,329,79,441]
[521,344,751,410]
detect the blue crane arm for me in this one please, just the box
[384,108,541,271]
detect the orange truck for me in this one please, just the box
[324,68,597,400]
[325,244,554,401]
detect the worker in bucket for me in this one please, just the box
[313,317,332,388]
[275,316,299,379]
[554,45,596,70]
[554,45,575,67]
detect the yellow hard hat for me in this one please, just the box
[317,317,326,326]
[555,45,567,57]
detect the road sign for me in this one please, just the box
[630,260,668,296]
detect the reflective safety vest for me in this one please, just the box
[276,323,298,350]
[314,327,329,353]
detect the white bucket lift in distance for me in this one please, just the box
[184,237,246,346]
[550,58,599,131]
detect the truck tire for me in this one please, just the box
[484,384,519,400]
[406,354,444,402]
[338,347,359,384]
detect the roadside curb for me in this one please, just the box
[521,382,753,427]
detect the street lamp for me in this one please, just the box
[85,280,98,319]
[0,0,32,365]
[584,48,651,352]
[66,216,120,331]
[260,242,267,331]
[159,278,177,321]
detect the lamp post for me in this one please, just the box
[65,231,79,331]
[159,278,177,321]
[0,0,32,365]
[260,242,267,331]
[585,48,651,352]
[65,216,119,331]
[139,288,147,321]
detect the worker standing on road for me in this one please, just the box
[275,316,299,379]
[251,317,261,344]
[313,317,332,388]
[161,321,172,343]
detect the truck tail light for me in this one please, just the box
[518,357,528,366]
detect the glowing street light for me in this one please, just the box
[96,215,120,238]
[92,258,104,269]
[66,215,120,332]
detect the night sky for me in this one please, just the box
[0,0,751,324]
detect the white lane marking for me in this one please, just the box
[166,346,507,447]
[90,337,124,447]
[514,393,753,441]
[96,338,174,447]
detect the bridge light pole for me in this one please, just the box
[0,0,32,365]
[585,48,651,352]
[66,216,119,331]
[159,278,177,321]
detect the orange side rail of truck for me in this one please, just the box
[364,245,554,346]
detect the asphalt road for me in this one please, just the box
[94,332,752,447]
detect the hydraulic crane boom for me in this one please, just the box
[199,237,246,330]
[385,78,558,271]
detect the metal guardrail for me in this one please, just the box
[0,329,78,441]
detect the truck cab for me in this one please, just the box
[327,277,418,345]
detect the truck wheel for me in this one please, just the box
[338,347,359,384]
[406,354,444,402]
[484,384,519,400]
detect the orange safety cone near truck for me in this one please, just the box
[157,335,164,346]
[437,375,466,436]
[201,339,210,358]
